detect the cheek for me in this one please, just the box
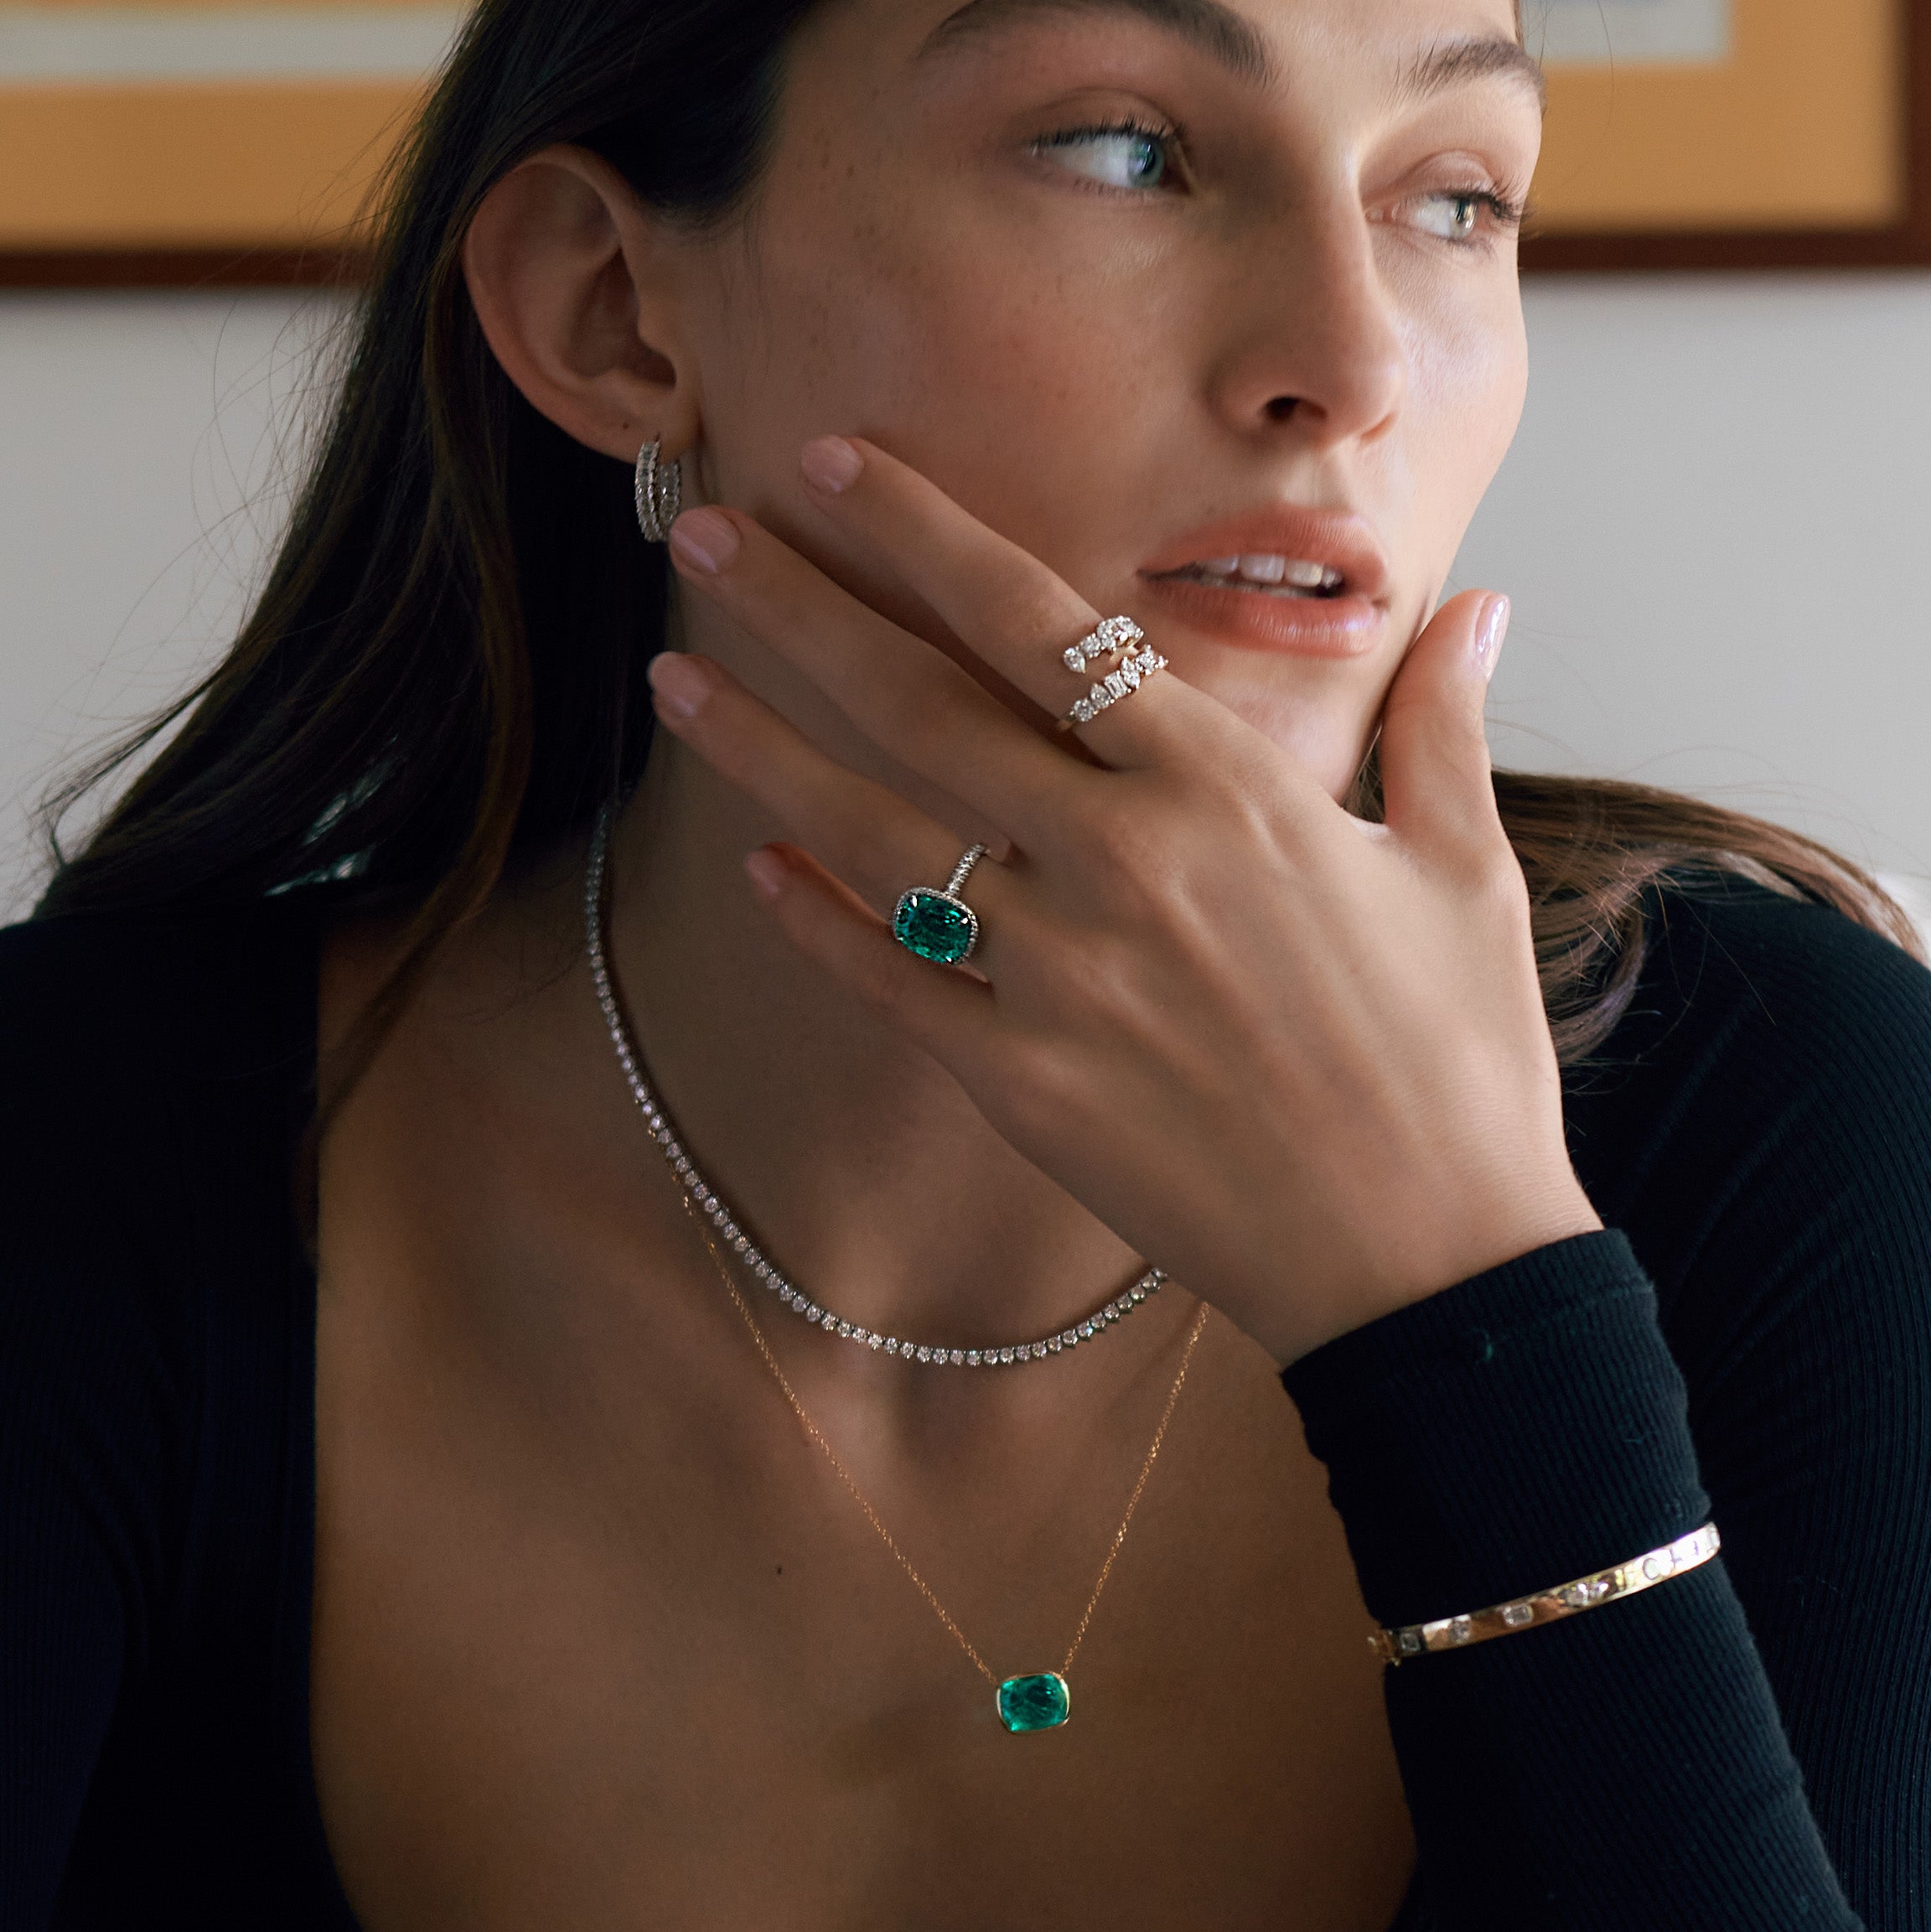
[1400,289,1528,557]
[697,158,1151,555]
[687,139,1530,806]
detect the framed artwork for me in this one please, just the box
[0,0,457,283]
[0,0,1923,284]
[1521,0,1929,268]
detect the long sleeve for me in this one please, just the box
[1284,884,1931,1930]
[0,905,351,1931]
[0,933,201,1928]
[0,1214,192,1930]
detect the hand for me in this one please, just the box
[647,437,1601,1366]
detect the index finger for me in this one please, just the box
[801,436,1235,771]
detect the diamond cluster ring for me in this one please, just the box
[1059,615,1167,728]
[1063,614,1145,676]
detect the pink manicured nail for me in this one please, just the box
[1474,595,1511,679]
[668,507,739,574]
[647,650,708,721]
[745,848,788,899]
[800,436,864,496]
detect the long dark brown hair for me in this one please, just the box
[35,0,1923,1075]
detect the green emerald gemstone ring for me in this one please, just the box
[893,843,989,966]
[997,1671,1071,1733]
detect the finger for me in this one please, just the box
[744,842,999,1060]
[1376,590,1510,857]
[668,504,1074,840]
[647,649,1013,925]
[799,435,1235,771]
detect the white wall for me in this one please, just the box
[0,289,344,918]
[2,275,1928,925]
[1461,275,1931,903]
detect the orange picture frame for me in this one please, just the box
[1521,0,1929,270]
[0,0,1924,285]
[0,0,445,283]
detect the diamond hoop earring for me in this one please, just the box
[634,439,682,542]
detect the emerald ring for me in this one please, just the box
[893,843,989,966]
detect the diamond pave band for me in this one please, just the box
[1063,642,1168,728]
[584,808,1165,1367]
[633,440,681,542]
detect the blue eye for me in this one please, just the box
[1036,123,1175,192]
[1417,194,1480,241]
[1407,189,1524,246]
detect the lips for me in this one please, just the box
[1138,506,1392,660]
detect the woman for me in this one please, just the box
[5,0,1928,1924]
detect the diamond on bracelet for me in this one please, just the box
[1560,1579,1612,1609]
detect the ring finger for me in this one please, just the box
[647,649,1017,956]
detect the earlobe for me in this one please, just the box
[461,144,697,465]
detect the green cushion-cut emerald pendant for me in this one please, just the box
[997,1672,1070,1733]
[893,888,979,966]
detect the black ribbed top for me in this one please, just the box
[3,878,1928,1929]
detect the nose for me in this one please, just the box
[1204,188,1407,453]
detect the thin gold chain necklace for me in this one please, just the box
[588,808,1210,1731]
[682,1197,1210,1733]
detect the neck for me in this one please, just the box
[602,631,1144,1354]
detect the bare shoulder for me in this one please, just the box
[318,839,587,1064]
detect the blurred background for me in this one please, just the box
[1,0,1927,927]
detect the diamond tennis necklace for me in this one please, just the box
[584,807,1166,1367]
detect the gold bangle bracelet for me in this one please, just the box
[1369,1523,1721,1666]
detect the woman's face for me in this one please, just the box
[676,0,1541,800]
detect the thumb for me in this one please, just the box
[1377,589,1509,850]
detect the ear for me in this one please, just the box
[462,143,699,464]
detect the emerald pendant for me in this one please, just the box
[997,1672,1070,1733]
[893,888,978,965]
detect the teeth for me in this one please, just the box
[1194,554,1344,592]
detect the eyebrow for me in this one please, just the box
[919,3,1547,115]
[921,0,1273,88]
[1399,35,1548,112]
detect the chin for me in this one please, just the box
[1173,655,1381,803]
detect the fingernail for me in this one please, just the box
[800,436,864,496]
[668,507,739,575]
[647,650,708,721]
[745,847,787,899]
[1474,595,1511,680]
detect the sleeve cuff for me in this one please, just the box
[1280,1230,1711,1628]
